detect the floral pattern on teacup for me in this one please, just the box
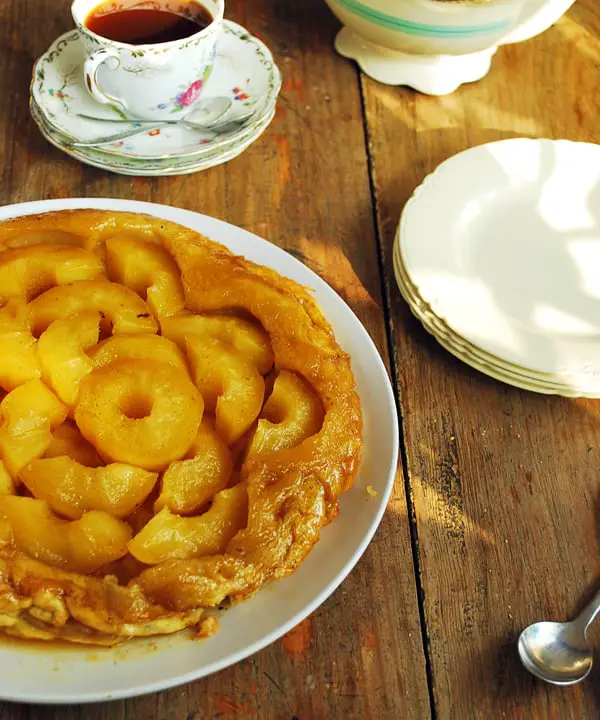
[153,64,213,113]
[177,79,204,108]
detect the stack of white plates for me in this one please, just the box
[30,21,281,176]
[394,138,600,397]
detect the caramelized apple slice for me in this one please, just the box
[0,244,104,303]
[75,359,202,471]
[161,313,273,374]
[0,300,41,391]
[20,457,157,519]
[37,310,101,407]
[89,333,188,373]
[129,482,248,564]
[246,370,324,461]
[106,235,185,319]
[0,496,131,573]
[0,380,68,478]
[45,421,102,467]
[28,280,157,336]
[185,336,264,445]
[0,461,14,495]
[155,418,232,515]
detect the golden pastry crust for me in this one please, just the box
[0,210,363,644]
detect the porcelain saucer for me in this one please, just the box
[31,93,276,176]
[31,21,281,162]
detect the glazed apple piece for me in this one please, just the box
[161,313,273,374]
[0,299,41,391]
[0,380,68,478]
[75,359,202,471]
[129,482,248,564]
[28,279,158,336]
[245,370,324,461]
[105,235,185,319]
[89,333,188,374]
[37,310,101,408]
[20,457,158,519]
[0,461,14,495]
[0,496,131,573]
[185,335,264,445]
[0,243,104,304]
[155,418,232,515]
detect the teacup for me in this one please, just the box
[71,0,224,120]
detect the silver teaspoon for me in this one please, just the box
[518,588,600,685]
[68,99,255,148]
[76,95,232,127]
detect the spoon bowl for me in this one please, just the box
[518,620,593,686]
[518,588,600,686]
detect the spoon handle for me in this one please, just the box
[67,123,168,148]
[573,588,600,635]
[67,115,254,148]
[76,114,177,125]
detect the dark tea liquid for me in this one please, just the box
[85,1,212,44]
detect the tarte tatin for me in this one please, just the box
[0,210,362,645]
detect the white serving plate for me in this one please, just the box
[0,198,398,704]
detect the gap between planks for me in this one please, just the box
[357,71,438,720]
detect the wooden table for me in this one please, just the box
[0,1,599,717]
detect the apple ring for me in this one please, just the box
[75,359,203,471]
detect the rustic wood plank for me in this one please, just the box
[363,2,600,718]
[0,0,431,718]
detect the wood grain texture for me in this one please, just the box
[363,2,600,718]
[0,0,430,718]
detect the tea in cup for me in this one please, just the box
[71,0,224,120]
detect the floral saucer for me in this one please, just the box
[30,93,276,176]
[31,21,280,162]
